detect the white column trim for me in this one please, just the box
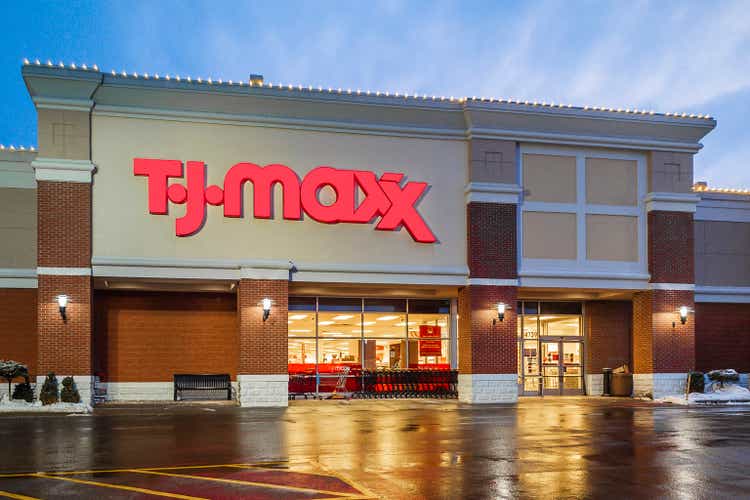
[37,267,92,276]
[467,278,519,286]
[465,182,522,204]
[695,286,750,303]
[644,192,700,213]
[240,267,289,280]
[32,158,96,183]
[0,268,38,288]
[649,283,695,291]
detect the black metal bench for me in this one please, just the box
[173,374,231,401]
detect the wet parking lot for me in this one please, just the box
[2,397,750,498]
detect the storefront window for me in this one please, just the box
[287,297,316,380]
[288,297,453,396]
[517,301,584,396]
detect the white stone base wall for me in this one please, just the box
[585,374,604,396]
[105,382,173,401]
[237,375,288,407]
[633,373,688,399]
[35,375,93,404]
[99,381,239,402]
[458,374,518,404]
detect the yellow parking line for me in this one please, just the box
[0,491,39,500]
[35,473,207,500]
[37,462,290,476]
[310,461,377,499]
[130,469,354,497]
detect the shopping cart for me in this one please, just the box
[327,366,351,400]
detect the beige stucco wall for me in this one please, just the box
[0,188,36,268]
[522,212,577,260]
[522,154,577,203]
[695,220,750,286]
[91,115,467,269]
[585,158,637,206]
[38,109,91,160]
[586,214,638,262]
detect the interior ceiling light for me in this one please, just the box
[332,315,354,320]
[376,315,399,321]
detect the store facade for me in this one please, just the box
[1,60,749,406]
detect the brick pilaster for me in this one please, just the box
[632,203,696,398]
[237,279,289,406]
[36,180,93,379]
[458,285,517,375]
[461,155,520,402]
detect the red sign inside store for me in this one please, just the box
[419,325,442,356]
[133,158,436,243]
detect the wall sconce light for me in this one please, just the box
[262,298,272,322]
[493,303,507,325]
[56,294,68,321]
[679,305,688,325]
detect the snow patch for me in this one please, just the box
[0,394,92,413]
[657,384,750,405]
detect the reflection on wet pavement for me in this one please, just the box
[2,397,750,498]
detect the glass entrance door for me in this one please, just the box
[517,301,585,396]
[540,340,584,395]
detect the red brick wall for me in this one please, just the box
[648,211,694,284]
[458,285,517,374]
[585,301,631,374]
[0,289,38,377]
[37,180,93,377]
[467,202,517,279]
[238,279,288,375]
[37,181,91,267]
[695,302,750,373]
[93,291,238,382]
[37,275,91,375]
[632,290,695,373]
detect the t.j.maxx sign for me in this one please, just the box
[133,158,436,243]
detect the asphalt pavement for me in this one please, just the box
[2,397,750,499]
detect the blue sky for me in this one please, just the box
[2,0,749,187]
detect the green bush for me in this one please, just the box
[60,376,80,403]
[0,360,29,399]
[688,371,704,393]
[39,373,59,405]
[12,382,34,403]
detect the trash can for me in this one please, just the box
[602,368,613,396]
[611,373,633,397]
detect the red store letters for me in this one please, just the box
[133,158,437,243]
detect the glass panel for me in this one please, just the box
[363,339,418,369]
[288,311,316,337]
[363,299,406,339]
[522,340,539,376]
[288,338,316,395]
[408,299,450,314]
[523,301,539,315]
[416,339,449,369]
[562,342,582,364]
[289,296,316,311]
[540,301,582,315]
[364,298,407,312]
[521,315,539,339]
[407,313,449,338]
[541,342,560,366]
[318,339,361,366]
[288,338,316,372]
[318,299,362,338]
[562,343,583,391]
[540,315,581,337]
